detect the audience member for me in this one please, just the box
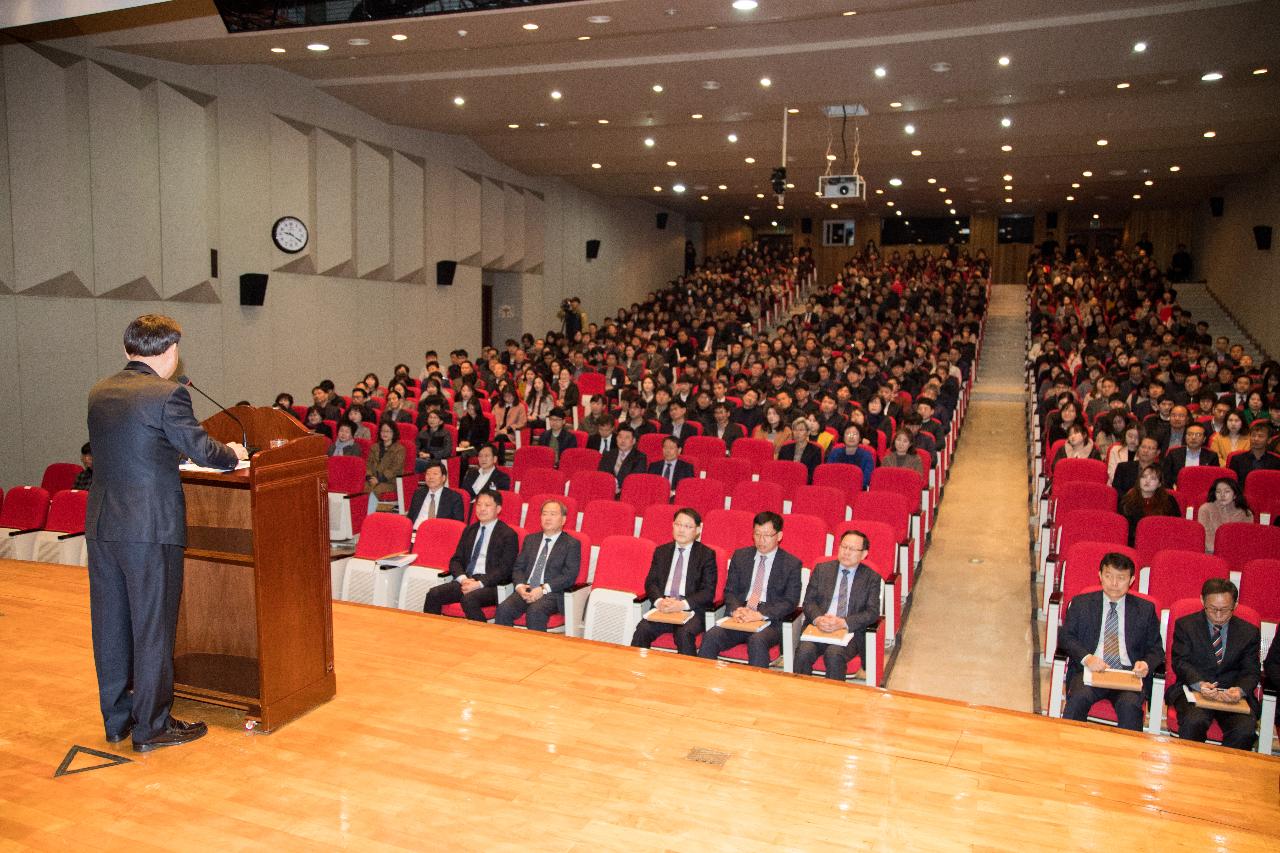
[536,407,577,464]
[423,491,518,621]
[405,460,465,528]
[495,499,582,631]
[778,418,823,482]
[1196,478,1253,552]
[648,436,695,494]
[460,444,511,498]
[328,421,361,457]
[74,442,94,490]
[1228,423,1280,486]
[629,508,719,656]
[1118,464,1180,545]
[793,530,882,681]
[599,425,646,492]
[364,421,405,509]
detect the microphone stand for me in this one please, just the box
[177,375,258,458]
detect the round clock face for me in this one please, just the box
[272,216,308,254]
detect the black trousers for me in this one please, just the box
[423,580,498,621]
[794,635,865,681]
[87,539,185,742]
[631,613,705,656]
[697,622,782,667]
[1063,675,1147,731]
[1170,693,1257,750]
[495,590,562,631]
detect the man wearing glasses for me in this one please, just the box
[1167,578,1261,750]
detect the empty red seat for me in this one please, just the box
[1050,457,1108,485]
[512,446,556,481]
[729,480,784,515]
[636,432,668,461]
[730,438,775,472]
[558,448,603,479]
[1238,558,1280,622]
[683,436,727,466]
[580,499,638,542]
[1214,523,1280,574]
[813,463,863,506]
[790,485,847,531]
[517,467,567,497]
[1133,515,1205,568]
[40,463,82,496]
[781,513,829,569]
[638,503,679,542]
[704,457,753,492]
[701,509,755,552]
[567,470,617,504]
[620,473,671,510]
[674,477,728,517]
[1146,551,1228,609]
[411,518,466,570]
[759,459,809,498]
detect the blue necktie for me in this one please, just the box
[466,525,486,575]
[836,568,851,616]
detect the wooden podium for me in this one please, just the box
[175,406,335,731]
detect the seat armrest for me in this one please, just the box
[781,607,803,623]
[8,528,41,537]
[565,582,591,593]
[57,531,86,541]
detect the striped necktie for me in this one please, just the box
[1102,601,1121,668]
[1211,624,1224,665]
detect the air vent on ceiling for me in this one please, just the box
[821,104,868,118]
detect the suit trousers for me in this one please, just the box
[697,622,782,667]
[423,580,498,621]
[1063,675,1147,731]
[495,590,561,631]
[87,539,185,742]
[630,614,705,656]
[794,635,865,681]
[1170,693,1257,750]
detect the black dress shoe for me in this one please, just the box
[106,726,133,744]
[132,718,208,753]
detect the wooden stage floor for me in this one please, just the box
[2,559,1278,851]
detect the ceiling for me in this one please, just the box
[17,0,1280,223]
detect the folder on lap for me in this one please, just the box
[717,616,770,633]
[644,609,695,625]
[1083,668,1142,692]
[801,625,855,646]
[1182,685,1252,714]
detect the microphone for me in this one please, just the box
[176,375,256,458]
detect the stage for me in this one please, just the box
[2,559,1277,850]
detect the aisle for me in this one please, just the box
[885,284,1034,711]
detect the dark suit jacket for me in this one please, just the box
[511,530,582,593]
[536,428,577,458]
[647,458,696,491]
[599,448,648,488]
[461,466,511,497]
[1111,459,1145,500]
[86,361,238,546]
[802,561,880,633]
[1167,611,1261,711]
[710,422,747,449]
[659,419,699,446]
[1160,447,1220,489]
[1060,591,1164,686]
[1265,633,1280,692]
[586,433,617,454]
[777,441,824,481]
[405,486,465,524]
[447,520,518,587]
[723,547,802,621]
[644,540,718,611]
[1229,450,1280,487]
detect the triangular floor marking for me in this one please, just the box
[54,744,132,777]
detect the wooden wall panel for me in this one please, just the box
[354,141,390,279]
[311,129,353,277]
[157,83,214,299]
[1124,208,1193,269]
[390,151,424,282]
[503,184,526,271]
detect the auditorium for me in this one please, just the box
[2,0,1278,848]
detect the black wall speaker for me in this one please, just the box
[239,273,267,307]
[1210,197,1224,217]
[1255,225,1273,251]
[436,260,457,286]
[801,218,813,235]
[656,212,668,230]
[586,239,601,260]
[1045,211,1059,230]
[210,248,218,279]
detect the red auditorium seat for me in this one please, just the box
[30,489,89,566]
[1213,523,1280,574]
[580,499,638,543]
[636,432,668,461]
[0,486,50,560]
[850,491,915,596]
[638,503,679,542]
[517,467,567,498]
[1175,466,1235,518]
[1243,470,1280,523]
[832,519,901,640]
[683,436,727,467]
[1146,551,1228,612]
[1040,508,1128,615]
[701,509,755,552]
[512,446,556,482]
[729,480,784,515]
[674,477,728,517]
[524,494,579,532]
[620,474,671,511]
[581,535,657,645]
[812,463,863,508]
[1044,542,1142,664]
[567,470,617,505]
[327,455,371,540]
[790,485,847,531]
[729,438,775,472]
[759,459,809,498]
[40,463,82,496]
[557,448,602,479]
[1051,457,1108,485]
[1238,559,1280,623]
[704,457,753,492]
[1133,515,1206,570]
[781,513,829,570]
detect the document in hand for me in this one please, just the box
[179,459,250,473]
[717,616,770,633]
[1182,685,1251,714]
[801,625,855,646]
[1083,668,1142,691]
[644,609,695,625]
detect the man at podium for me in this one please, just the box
[86,314,247,753]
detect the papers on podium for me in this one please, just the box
[1182,685,1252,714]
[377,553,415,569]
[717,616,770,633]
[802,624,855,646]
[1083,668,1142,692]
[644,609,695,625]
[180,459,250,473]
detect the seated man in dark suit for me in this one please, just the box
[460,444,511,499]
[630,508,718,656]
[1160,423,1218,488]
[660,399,699,447]
[697,511,802,668]
[495,499,582,631]
[585,416,617,455]
[708,402,746,449]
[1228,423,1280,487]
[647,435,695,495]
[405,461,465,529]
[535,407,577,465]
[423,491,518,621]
[794,529,883,681]
[1168,577,1261,750]
[1112,435,1162,500]
[1060,552,1163,731]
[599,424,647,493]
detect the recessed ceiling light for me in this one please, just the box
[534,122,547,127]
[1156,78,1176,86]
[843,10,858,16]
[1082,170,1093,177]
[644,137,655,147]
[944,198,953,204]
[597,118,609,124]
[743,215,750,221]
[1003,184,1013,190]
[874,66,887,78]
[732,0,759,9]
[930,62,952,73]
[927,177,937,184]
[652,84,664,93]
[653,186,662,192]
[904,124,915,135]
[770,220,778,227]
[718,184,728,190]
[1071,182,1081,188]
[727,133,738,143]
[1254,68,1269,75]
[895,210,902,216]
[1132,193,1141,199]
[1133,41,1147,52]
[875,188,884,194]
[453,96,465,106]
[889,177,903,186]
[1002,173,1013,181]
[391,34,407,41]
[666,160,678,167]
[1144,179,1154,186]
[889,101,903,108]
[691,113,703,119]
[522,23,539,31]
[826,154,837,161]
[785,182,795,189]
[755,193,765,199]
[1203,130,1216,138]
[348,38,370,46]
[759,77,772,87]
[1092,213,1100,220]
[577,35,591,41]
[997,56,1011,67]
[702,80,721,90]
[949,208,957,214]
[673,184,686,193]
[700,195,709,201]
[911,150,922,156]
[1001,117,1012,127]
[1004,197,1013,203]
[1001,144,1013,152]
[1116,82,1131,89]
[508,123,520,129]
[1096,139,1108,146]
[886,201,894,207]
[588,15,612,24]
[744,157,756,164]
[1169,165,1181,172]
[831,203,839,209]
[1201,71,1222,81]
[550,90,563,100]
[270,47,286,53]
[787,108,799,115]
[1066,195,1075,201]
[938,187,947,193]
[306,43,329,51]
